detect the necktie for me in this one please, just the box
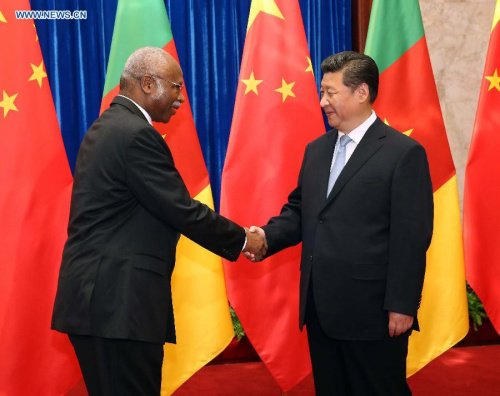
[327,134,352,197]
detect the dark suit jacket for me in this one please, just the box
[52,96,245,344]
[263,118,433,340]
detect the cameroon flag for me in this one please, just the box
[365,0,469,375]
[102,1,234,394]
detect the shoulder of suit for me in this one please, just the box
[379,121,422,149]
[102,100,153,131]
[101,108,149,135]
[307,129,334,148]
[93,103,166,150]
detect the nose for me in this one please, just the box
[319,93,329,108]
[178,91,185,103]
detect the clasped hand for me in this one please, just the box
[242,226,267,262]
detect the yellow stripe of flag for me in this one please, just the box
[162,185,234,395]
[407,175,469,376]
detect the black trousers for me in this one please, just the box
[305,289,412,396]
[69,334,164,396]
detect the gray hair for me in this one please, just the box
[120,47,169,91]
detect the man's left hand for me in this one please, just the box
[388,312,414,337]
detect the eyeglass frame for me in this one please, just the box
[133,74,184,91]
[149,74,184,91]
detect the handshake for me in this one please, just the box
[242,226,267,262]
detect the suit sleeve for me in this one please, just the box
[262,144,308,256]
[384,144,434,316]
[125,126,245,261]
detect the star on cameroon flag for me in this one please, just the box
[384,118,413,136]
[365,0,469,376]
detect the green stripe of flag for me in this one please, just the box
[365,0,424,74]
[103,0,173,97]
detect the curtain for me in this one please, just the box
[33,0,351,210]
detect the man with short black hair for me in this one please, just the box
[248,51,433,395]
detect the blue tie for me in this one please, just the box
[327,134,352,197]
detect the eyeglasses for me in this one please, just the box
[150,74,184,91]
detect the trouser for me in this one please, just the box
[305,289,411,396]
[69,334,164,396]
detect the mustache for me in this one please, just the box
[172,101,181,109]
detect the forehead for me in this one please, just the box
[321,71,344,89]
[170,67,184,83]
[160,59,183,81]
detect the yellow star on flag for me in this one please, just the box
[0,11,7,23]
[247,0,284,32]
[384,118,413,136]
[29,61,47,88]
[485,69,500,92]
[241,71,263,95]
[275,78,296,102]
[0,90,19,118]
[305,56,314,75]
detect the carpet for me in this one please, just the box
[67,344,500,395]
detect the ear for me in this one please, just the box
[140,75,154,94]
[357,83,370,103]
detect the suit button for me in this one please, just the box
[319,217,325,224]
[309,255,313,261]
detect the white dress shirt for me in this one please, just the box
[118,94,153,125]
[330,110,377,171]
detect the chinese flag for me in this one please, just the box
[101,1,234,394]
[464,0,500,334]
[0,1,81,395]
[365,0,469,375]
[221,0,324,391]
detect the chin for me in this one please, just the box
[160,115,172,124]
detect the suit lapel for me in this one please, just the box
[322,118,386,210]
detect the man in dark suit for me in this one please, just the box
[52,47,266,396]
[247,51,433,395]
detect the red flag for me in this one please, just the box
[220,0,324,391]
[464,0,500,334]
[0,2,81,394]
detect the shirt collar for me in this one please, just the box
[118,94,153,125]
[338,110,377,144]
